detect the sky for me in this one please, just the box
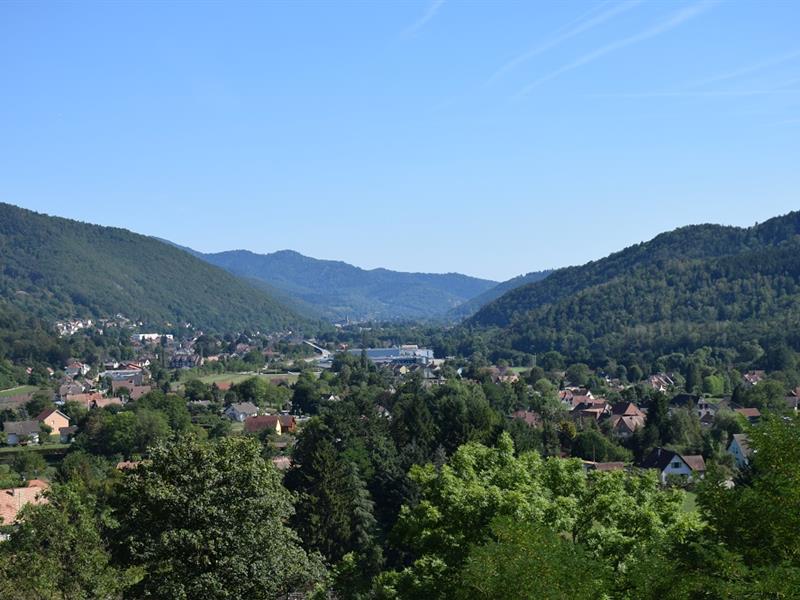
[1,0,799,282]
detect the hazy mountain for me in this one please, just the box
[0,203,308,333]
[184,247,498,321]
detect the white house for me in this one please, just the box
[641,447,706,484]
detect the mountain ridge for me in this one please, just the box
[467,211,800,361]
[0,203,310,333]
[181,246,499,321]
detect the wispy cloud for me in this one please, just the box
[514,1,716,99]
[591,89,800,99]
[685,49,800,88]
[487,1,641,84]
[401,0,446,38]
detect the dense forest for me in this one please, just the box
[0,203,308,333]
[446,267,552,320]
[466,212,800,364]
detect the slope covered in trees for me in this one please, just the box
[468,212,800,363]
[0,203,307,333]
[187,248,498,321]
[447,268,552,319]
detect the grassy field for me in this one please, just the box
[0,385,39,398]
[196,372,299,385]
[170,371,300,392]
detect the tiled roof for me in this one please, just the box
[244,415,280,433]
[0,480,48,525]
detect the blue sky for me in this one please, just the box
[1,1,798,281]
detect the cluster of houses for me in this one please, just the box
[3,408,76,446]
[1,360,157,447]
[558,388,648,439]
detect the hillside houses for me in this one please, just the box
[646,373,676,392]
[607,403,646,439]
[640,447,706,484]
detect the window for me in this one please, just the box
[671,461,681,468]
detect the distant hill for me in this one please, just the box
[183,248,498,321]
[0,203,308,333]
[447,269,553,319]
[468,212,800,361]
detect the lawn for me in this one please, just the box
[196,372,299,385]
[0,385,39,398]
[171,371,300,392]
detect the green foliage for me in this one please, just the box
[111,436,323,599]
[233,376,291,408]
[12,448,48,479]
[0,484,128,599]
[380,434,693,598]
[455,517,608,600]
[0,464,24,489]
[571,429,631,462]
[75,408,171,458]
[698,416,800,566]
[469,213,800,363]
[0,202,307,332]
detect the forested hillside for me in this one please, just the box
[0,203,306,333]
[469,212,800,362]
[447,268,552,319]
[190,248,497,321]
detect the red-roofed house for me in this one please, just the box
[244,415,282,435]
[0,479,49,526]
[734,407,761,424]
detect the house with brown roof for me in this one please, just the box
[0,479,49,526]
[734,407,761,424]
[64,392,107,409]
[607,403,646,438]
[582,461,626,472]
[277,415,297,433]
[244,415,282,435]
[58,382,85,399]
[36,408,70,433]
[510,410,542,428]
[640,447,706,484]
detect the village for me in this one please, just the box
[1,323,794,530]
